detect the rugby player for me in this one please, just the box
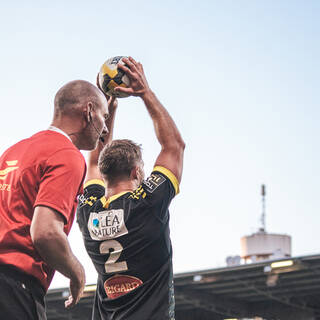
[77,57,185,319]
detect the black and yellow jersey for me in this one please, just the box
[77,166,179,320]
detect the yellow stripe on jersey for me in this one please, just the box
[84,179,105,189]
[130,186,146,200]
[153,166,179,195]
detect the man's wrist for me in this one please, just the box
[141,89,155,103]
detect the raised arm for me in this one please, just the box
[116,57,185,183]
[85,94,118,183]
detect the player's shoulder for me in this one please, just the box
[15,131,84,172]
[129,166,179,202]
[83,179,105,197]
[145,166,179,195]
[78,179,106,208]
[84,179,105,190]
[32,130,82,156]
[4,131,85,172]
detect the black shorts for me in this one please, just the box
[0,265,46,320]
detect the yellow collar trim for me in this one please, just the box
[100,191,131,209]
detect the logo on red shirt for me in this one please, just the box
[0,160,19,180]
[0,160,18,191]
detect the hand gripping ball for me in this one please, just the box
[98,56,130,98]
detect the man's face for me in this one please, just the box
[83,94,109,150]
[94,95,109,143]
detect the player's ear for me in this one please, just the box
[130,167,139,180]
[84,102,93,123]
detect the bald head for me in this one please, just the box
[51,80,109,150]
[54,80,104,118]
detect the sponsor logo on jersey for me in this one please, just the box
[78,194,86,207]
[78,195,97,207]
[104,275,143,299]
[88,209,128,240]
[143,173,166,193]
[0,183,11,191]
[0,160,18,191]
[0,160,19,181]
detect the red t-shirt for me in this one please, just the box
[0,130,86,291]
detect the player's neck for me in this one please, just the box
[50,117,85,149]
[106,180,138,199]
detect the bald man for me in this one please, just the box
[0,80,108,320]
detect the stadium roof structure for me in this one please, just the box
[46,254,320,320]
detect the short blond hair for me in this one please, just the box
[98,139,142,184]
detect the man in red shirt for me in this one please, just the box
[0,80,109,319]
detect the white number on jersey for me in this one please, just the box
[100,240,128,273]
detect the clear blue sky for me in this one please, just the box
[0,1,319,289]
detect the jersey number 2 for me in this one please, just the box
[100,240,128,273]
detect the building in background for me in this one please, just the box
[227,185,291,267]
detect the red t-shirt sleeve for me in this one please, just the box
[34,148,86,224]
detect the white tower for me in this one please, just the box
[240,185,292,263]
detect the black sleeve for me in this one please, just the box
[131,166,179,222]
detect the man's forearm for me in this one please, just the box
[104,101,117,146]
[142,90,184,150]
[114,57,185,182]
[33,228,84,283]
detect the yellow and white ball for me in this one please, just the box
[98,56,130,98]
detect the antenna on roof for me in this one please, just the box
[260,184,266,232]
